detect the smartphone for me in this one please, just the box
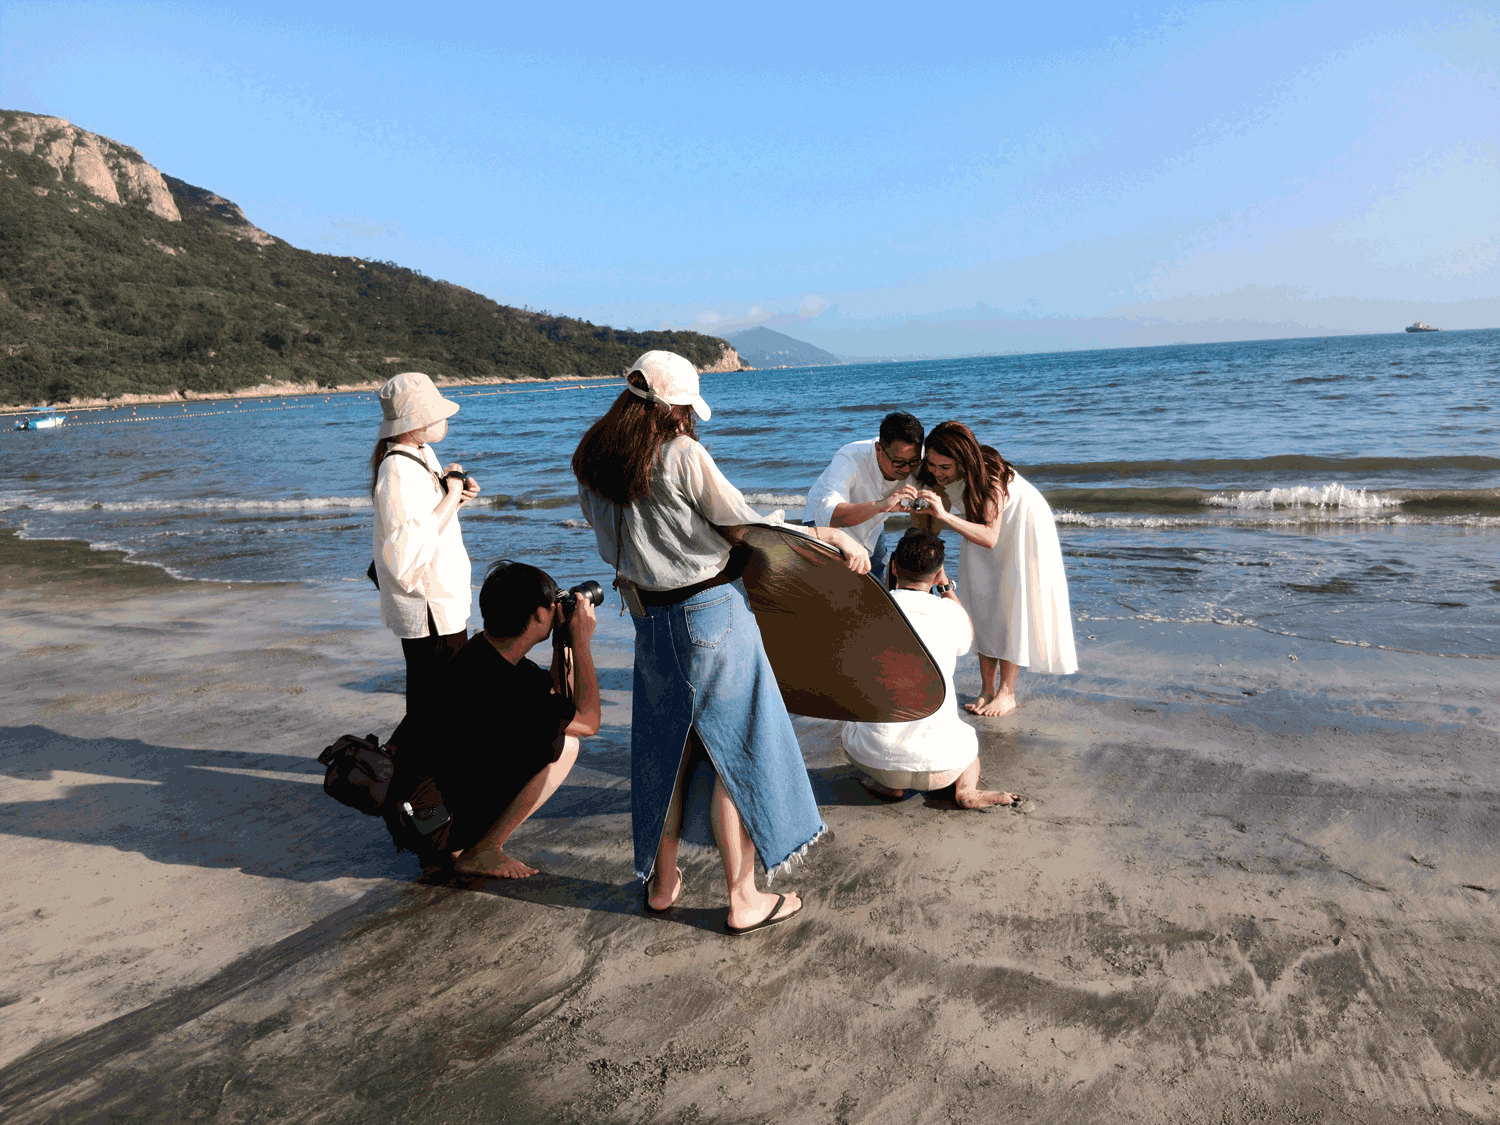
[401,800,452,836]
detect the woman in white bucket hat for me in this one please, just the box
[369,372,481,752]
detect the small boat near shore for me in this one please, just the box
[12,407,67,430]
[1405,321,1441,332]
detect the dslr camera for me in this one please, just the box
[557,580,605,621]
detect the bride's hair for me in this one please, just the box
[921,421,1013,523]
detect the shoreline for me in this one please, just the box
[2,547,1498,1121]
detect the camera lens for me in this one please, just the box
[558,580,605,620]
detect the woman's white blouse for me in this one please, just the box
[372,444,472,638]
[579,436,784,592]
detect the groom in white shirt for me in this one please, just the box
[841,533,1021,809]
[803,412,925,582]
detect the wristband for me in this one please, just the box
[934,581,957,595]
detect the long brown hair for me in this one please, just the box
[369,436,395,496]
[572,372,699,504]
[921,421,1014,523]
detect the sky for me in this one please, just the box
[3,0,1497,358]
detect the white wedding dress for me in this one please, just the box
[945,471,1078,675]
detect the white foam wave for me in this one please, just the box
[15,496,373,514]
[1054,510,1213,529]
[558,518,592,529]
[742,493,806,507]
[1052,508,1500,530]
[1205,482,1399,511]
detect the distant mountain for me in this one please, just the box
[723,326,841,369]
[0,110,743,406]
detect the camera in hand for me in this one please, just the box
[900,497,930,511]
[558,580,605,620]
[444,468,471,484]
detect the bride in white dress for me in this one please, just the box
[912,421,1077,715]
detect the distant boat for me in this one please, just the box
[12,407,66,430]
[1405,321,1441,332]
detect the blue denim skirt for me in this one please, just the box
[629,580,826,882]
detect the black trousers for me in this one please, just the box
[389,622,468,750]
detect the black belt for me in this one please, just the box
[636,545,750,607]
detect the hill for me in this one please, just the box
[0,111,742,407]
[722,326,841,368]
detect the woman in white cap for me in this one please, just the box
[370,372,480,751]
[573,351,868,935]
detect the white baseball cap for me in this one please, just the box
[377,372,460,438]
[627,351,711,421]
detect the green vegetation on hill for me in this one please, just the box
[0,141,730,406]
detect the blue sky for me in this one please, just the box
[4,1,1497,357]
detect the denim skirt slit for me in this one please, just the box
[629,580,825,882]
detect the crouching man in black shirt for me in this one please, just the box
[390,559,601,878]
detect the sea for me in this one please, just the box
[4,329,1498,660]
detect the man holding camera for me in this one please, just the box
[387,559,601,878]
[803,411,925,582]
[842,533,1020,809]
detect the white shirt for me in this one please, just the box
[372,444,472,638]
[841,589,978,773]
[802,438,906,554]
[579,436,787,592]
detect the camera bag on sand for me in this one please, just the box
[318,733,395,816]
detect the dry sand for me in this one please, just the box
[1,535,1497,1123]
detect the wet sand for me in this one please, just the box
[1,536,1498,1123]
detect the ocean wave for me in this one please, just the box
[1027,454,1500,480]
[558,518,592,529]
[7,496,374,514]
[742,493,807,507]
[1045,484,1500,516]
[1054,511,1212,529]
[1053,509,1500,530]
[1204,483,1400,510]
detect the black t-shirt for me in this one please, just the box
[413,634,576,852]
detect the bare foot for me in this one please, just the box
[966,691,1017,717]
[453,848,538,879]
[726,891,802,934]
[857,775,907,800]
[646,865,683,913]
[955,788,1018,809]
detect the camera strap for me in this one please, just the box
[384,447,443,492]
[611,505,647,617]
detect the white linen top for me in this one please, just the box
[841,589,978,772]
[578,436,786,592]
[802,438,908,554]
[372,443,472,639]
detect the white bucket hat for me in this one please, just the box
[377,372,460,438]
[627,351,711,421]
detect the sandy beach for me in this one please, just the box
[1,535,1498,1123]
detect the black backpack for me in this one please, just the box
[317,733,395,816]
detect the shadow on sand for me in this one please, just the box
[0,724,628,883]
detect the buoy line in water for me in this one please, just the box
[453,382,622,398]
[62,402,328,426]
[5,380,625,428]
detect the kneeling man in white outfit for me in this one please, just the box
[841,533,1021,809]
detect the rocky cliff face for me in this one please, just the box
[699,343,749,373]
[162,174,275,246]
[0,112,181,221]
